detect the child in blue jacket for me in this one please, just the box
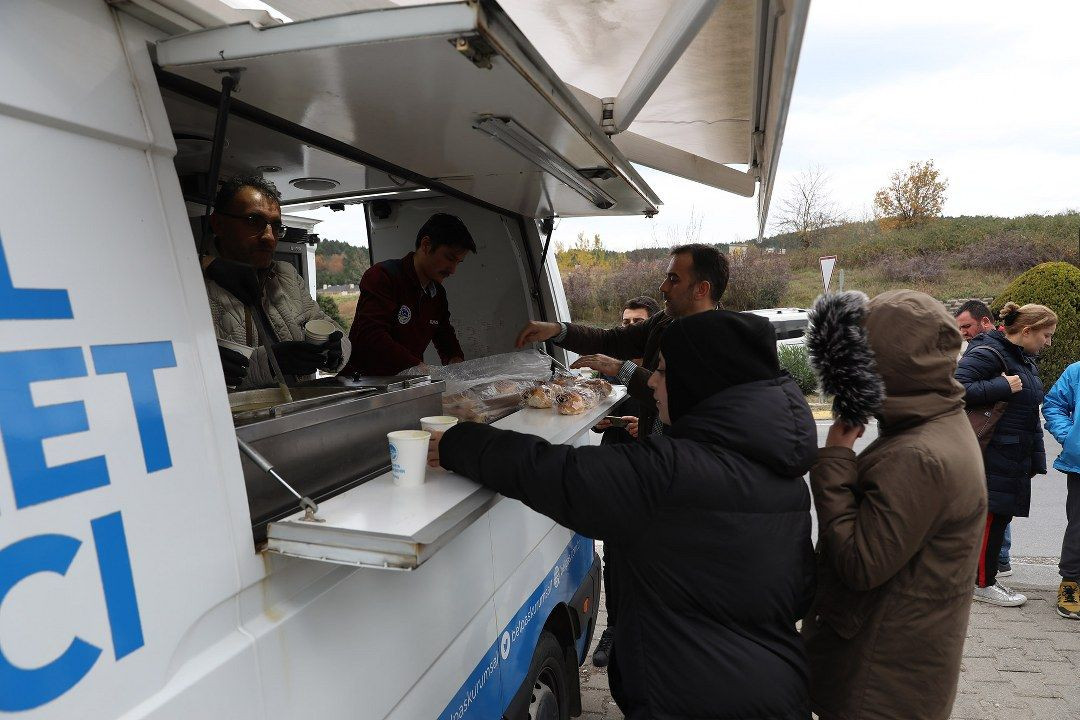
[1042,361,1080,619]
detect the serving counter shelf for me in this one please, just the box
[265,385,626,570]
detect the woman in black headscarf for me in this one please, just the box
[428,310,818,720]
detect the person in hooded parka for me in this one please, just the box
[803,290,987,720]
[429,310,817,720]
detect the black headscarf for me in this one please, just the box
[660,310,781,423]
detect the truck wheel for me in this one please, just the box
[525,631,569,720]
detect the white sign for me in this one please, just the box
[819,256,837,294]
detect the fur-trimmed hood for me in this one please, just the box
[866,290,966,433]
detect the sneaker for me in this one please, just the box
[997,562,1013,577]
[592,627,615,667]
[973,582,1027,607]
[1058,580,1080,619]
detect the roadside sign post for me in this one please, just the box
[819,255,837,294]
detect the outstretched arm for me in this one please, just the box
[438,422,674,543]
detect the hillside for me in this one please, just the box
[314,213,1080,329]
[558,213,1080,324]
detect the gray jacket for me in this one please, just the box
[206,260,351,389]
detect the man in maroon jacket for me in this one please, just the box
[342,213,475,376]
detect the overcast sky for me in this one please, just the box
[297,1,1080,252]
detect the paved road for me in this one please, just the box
[581,541,1080,720]
[815,421,1069,586]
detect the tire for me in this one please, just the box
[523,631,570,720]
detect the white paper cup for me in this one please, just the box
[387,430,430,487]
[420,415,459,433]
[304,318,337,344]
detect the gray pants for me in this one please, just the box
[1062,473,1080,581]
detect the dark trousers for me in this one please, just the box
[978,512,1012,587]
[1062,473,1080,581]
[602,543,619,625]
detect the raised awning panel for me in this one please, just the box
[153,2,661,218]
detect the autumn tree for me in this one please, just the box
[772,166,843,248]
[873,159,948,228]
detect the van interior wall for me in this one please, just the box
[367,197,535,363]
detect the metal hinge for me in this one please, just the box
[601,97,617,135]
[452,35,496,70]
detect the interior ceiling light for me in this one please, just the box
[289,177,339,191]
[472,117,616,210]
[256,165,282,174]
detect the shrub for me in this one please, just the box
[724,248,791,310]
[954,231,1073,274]
[993,261,1080,389]
[316,294,348,329]
[878,252,946,283]
[778,344,817,395]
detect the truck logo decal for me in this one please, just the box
[439,533,592,720]
[0,234,174,710]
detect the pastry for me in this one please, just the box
[523,384,557,408]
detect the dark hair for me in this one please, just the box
[415,213,477,253]
[670,243,729,303]
[624,295,660,317]
[955,299,992,322]
[214,174,282,212]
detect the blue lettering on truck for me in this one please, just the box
[0,234,176,710]
[440,533,592,720]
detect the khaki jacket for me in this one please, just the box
[803,290,987,720]
[206,260,350,389]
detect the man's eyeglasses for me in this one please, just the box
[216,211,287,239]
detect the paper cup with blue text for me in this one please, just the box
[387,430,431,487]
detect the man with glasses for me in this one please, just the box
[202,175,349,389]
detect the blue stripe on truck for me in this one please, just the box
[439,533,593,720]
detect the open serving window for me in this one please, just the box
[153,0,662,221]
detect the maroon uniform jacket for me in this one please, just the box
[342,252,463,376]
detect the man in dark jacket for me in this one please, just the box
[341,213,474,376]
[432,311,817,720]
[514,243,727,438]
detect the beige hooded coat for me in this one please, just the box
[802,290,987,720]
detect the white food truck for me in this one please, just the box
[0,1,806,717]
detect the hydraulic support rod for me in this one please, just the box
[201,69,242,252]
[606,0,720,135]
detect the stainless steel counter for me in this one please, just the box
[235,379,444,543]
[264,386,626,569]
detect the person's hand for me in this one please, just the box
[1004,374,1023,393]
[204,257,261,307]
[219,345,250,387]
[427,430,445,468]
[593,418,613,432]
[625,417,639,438]
[571,354,622,377]
[447,356,464,365]
[515,321,562,348]
[320,331,344,370]
[272,341,327,375]
[825,420,864,449]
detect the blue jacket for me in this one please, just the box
[955,331,1046,516]
[1043,361,1080,474]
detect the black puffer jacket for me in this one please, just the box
[441,376,817,720]
[955,330,1046,516]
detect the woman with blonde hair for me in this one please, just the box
[956,301,1058,607]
